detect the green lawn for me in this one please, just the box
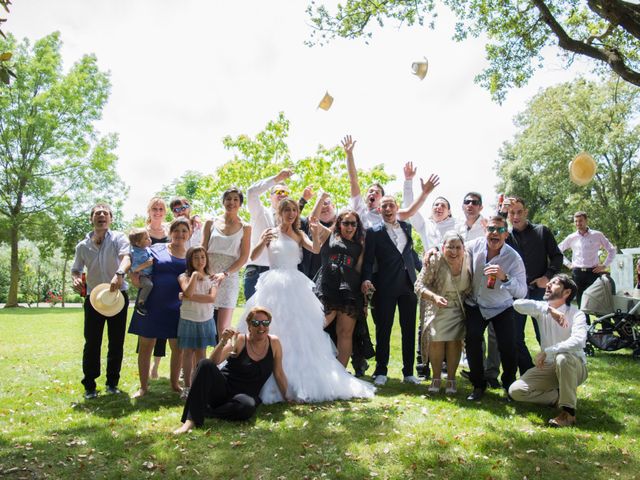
[0,308,638,479]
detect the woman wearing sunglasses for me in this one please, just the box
[314,204,372,368]
[169,197,202,248]
[174,306,288,432]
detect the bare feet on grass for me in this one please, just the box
[173,419,195,435]
[132,388,148,398]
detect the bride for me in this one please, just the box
[238,198,375,404]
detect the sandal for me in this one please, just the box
[428,378,442,393]
[445,379,457,394]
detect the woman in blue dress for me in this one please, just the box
[129,217,191,397]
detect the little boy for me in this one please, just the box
[129,228,154,315]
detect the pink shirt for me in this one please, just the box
[558,229,617,268]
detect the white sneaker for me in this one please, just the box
[373,375,388,386]
[403,375,422,385]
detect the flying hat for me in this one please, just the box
[569,152,597,186]
[411,57,429,80]
[317,91,334,111]
[90,283,125,317]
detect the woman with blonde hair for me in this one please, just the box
[415,231,471,394]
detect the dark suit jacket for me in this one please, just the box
[362,221,421,297]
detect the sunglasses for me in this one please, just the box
[463,199,481,206]
[172,204,190,213]
[341,221,357,227]
[250,319,271,327]
[272,189,289,196]
[487,226,507,234]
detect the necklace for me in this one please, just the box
[246,336,268,358]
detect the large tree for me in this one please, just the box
[0,32,124,307]
[161,112,395,219]
[307,0,640,102]
[496,77,640,248]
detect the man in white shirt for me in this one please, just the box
[558,211,617,308]
[458,192,486,242]
[509,274,588,427]
[342,135,438,230]
[244,169,294,299]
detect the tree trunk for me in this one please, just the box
[5,223,20,308]
[61,255,68,308]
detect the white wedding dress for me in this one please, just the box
[238,233,375,404]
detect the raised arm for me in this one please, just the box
[210,328,240,364]
[342,135,361,199]
[250,228,276,261]
[398,174,440,221]
[300,218,331,254]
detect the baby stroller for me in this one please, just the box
[581,275,640,358]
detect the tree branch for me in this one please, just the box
[532,0,640,86]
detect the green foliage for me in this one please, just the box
[0,32,127,306]
[161,112,395,219]
[496,77,640,248]
[307,0,640,102]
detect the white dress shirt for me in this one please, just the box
[384,221,407,253]
[558,228,617,268]
[513,299,588,364]
[247,175,279,267]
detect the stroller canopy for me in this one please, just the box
[581,275,616,315]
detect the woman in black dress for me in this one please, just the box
[315,208,368,367]
[174,306,288,433]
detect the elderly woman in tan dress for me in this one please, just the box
[415,231,472,394]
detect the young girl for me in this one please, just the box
[177,246,218,399]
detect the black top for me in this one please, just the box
[315,234,364,317]
[506,222,563,284]
[299,217,335,279]
[221,337,274,401]
[150,235,170,245]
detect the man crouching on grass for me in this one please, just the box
[508,274,588,427]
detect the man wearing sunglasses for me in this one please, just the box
[464,216,527,401]
[459,192,486,242]
[503,196,563,376]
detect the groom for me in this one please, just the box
[361,196,422,386]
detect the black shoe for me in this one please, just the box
[106,385,122,395]
[466,388,485,401]
[416,363,431,379]
[504,389,514,403]
[460,370,470,380]
[135,304,147,316]
[84,390,98,400]
[487,378,501,389]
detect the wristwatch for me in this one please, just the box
[503,274,510,283]
[115,270,125,277]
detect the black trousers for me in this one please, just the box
[572,268,600,309]
[465,305,517,391]
[512,286,543,375]
[81,292,129,392]
[372,290,417,377]
[181,359,257,427]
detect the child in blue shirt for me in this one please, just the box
[129,228,154,315]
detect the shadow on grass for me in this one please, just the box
[72,379,185,419]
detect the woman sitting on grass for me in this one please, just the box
[174,306,288,433]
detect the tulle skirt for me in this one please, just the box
[237,267,375,404]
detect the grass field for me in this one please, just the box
[0,308,638,479]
